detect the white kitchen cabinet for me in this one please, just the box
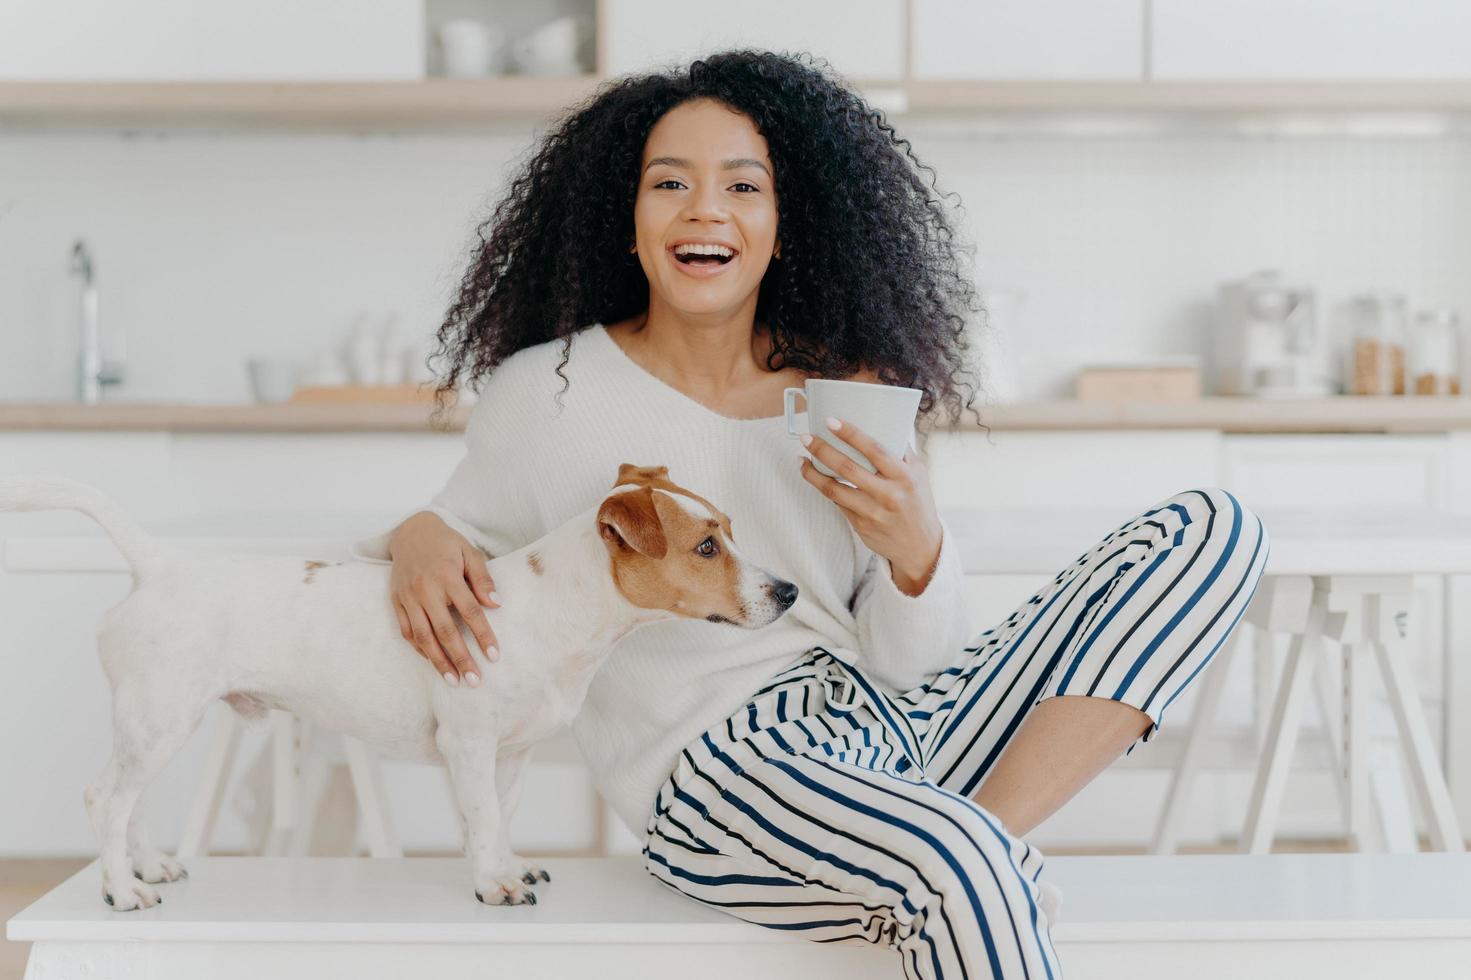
[0,0,427,82]
[4,424,1470,855]
[1152,0,1471,80]
[911,0,1145,80]
[599,0,905,81]
[1221,434,1448,511]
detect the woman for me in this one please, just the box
[355,50,1269,978]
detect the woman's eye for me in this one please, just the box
[697,537,718,556]
[652,179,759,193]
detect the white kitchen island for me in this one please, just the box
[9,853,1471,979]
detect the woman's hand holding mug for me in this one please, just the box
[798,415,944,595]
[785,378,941,596]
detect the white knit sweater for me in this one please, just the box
[350,322,972,839]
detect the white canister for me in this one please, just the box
[377,315,405,385]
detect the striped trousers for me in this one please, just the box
[641,487,1271,978]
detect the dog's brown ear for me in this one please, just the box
[613,464,670,489]
[598,487,667,559]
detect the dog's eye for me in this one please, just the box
[697,536,718,557]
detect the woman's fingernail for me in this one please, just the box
[465,672,480,687]
[489,591,502,604]
[800,434,812,447]
[826,416,841,430]
[444,672,458,687]
[488,646,499,660]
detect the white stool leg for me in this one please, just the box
[1242,594,1326,854]
[1342,639,1378,851]
[1252,625,1276,755]
[176,704,241,859]
[343,735,402,858]
[1312,639,1348,821]
[1150,625,1243,854]
[260,711,299,856]
[1372,630,1467,852]
[288,722,331,857]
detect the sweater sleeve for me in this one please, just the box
[849,518,973,696]
[348,365,533,566]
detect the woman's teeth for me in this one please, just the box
[673,244,735,264]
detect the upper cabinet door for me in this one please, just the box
[912,0,1145,80]
[600,0,905,81]
[0,0,426,82]
[1153,0,1471,79]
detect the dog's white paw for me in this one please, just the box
[102,872,162,911]
[473,864,544,906]
[133,850,189,884]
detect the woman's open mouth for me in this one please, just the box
[668,245,739,279]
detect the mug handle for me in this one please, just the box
[784,388,808,438]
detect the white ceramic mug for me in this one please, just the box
[784,379,922,485]
[247,358,299,403]
[438,18,505,78]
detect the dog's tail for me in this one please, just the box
[0,475,173,582]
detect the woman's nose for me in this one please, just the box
[681,181,728,220]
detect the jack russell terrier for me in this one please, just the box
[0,466,799,911]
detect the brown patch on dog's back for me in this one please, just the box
[527,550,544,575]
[303,559,339,584]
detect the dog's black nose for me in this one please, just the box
[772,581,798,607]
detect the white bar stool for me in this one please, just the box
[1152,574,1465,854]
[176,706,403,859]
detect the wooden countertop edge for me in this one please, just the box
[4,396,1471,433]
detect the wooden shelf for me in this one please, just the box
[0,78,609,129]
[4,78,1471,130]
[903,79,1471,113]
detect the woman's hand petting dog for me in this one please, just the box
[388,511,503,687]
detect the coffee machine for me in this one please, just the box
[1213,269,1333,398]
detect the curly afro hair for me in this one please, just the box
[426,48,989,437]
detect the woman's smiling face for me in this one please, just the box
[633,97,779,317]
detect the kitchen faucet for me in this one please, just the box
[71,239,125,403]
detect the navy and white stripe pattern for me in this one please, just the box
[641,487,1270,978]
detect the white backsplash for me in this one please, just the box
[2,123,1469,404]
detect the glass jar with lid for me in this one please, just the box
[1347,292,1407,395]
[1409,308,1462,396]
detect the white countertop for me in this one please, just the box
[6,396,1471,433]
